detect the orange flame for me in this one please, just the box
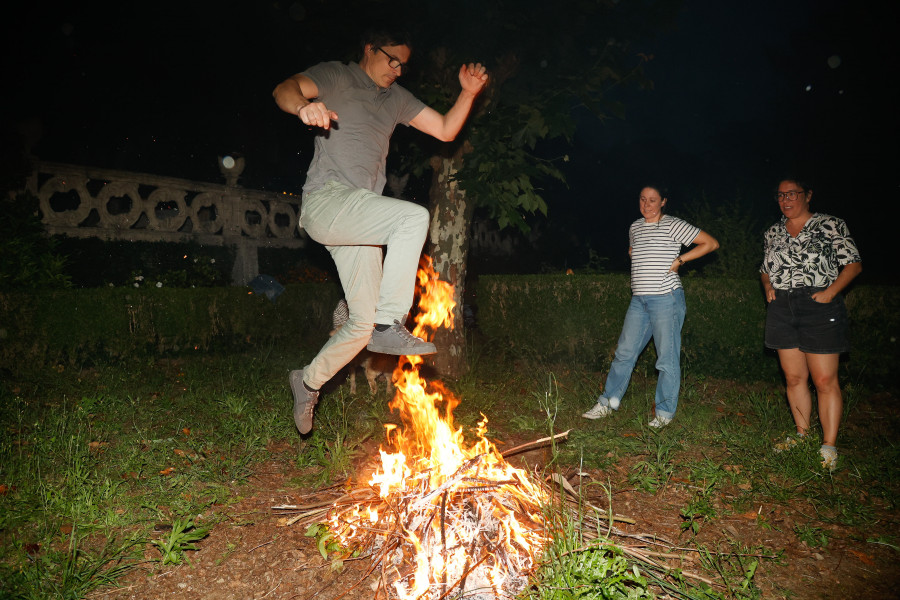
[386,256,460,468]
[330,256,547,599]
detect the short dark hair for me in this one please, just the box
[360,27,413,59]
[777,176,811,194]
[641,183,669,200]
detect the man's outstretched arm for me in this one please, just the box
[410,63,488,142]
[273,74,339,130]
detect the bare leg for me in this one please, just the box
[777,348,812,436]
[806,353,842,446]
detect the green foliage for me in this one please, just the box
[679,193,766,279]
[398,0,663,234]
[54,238,233,288]
[150,518,211,565]
[0,351,296,597]
[1,530,144,600]
[696,544,763,600]
[793,524,830,549]
[525,539,652,599]
[294,391,373,487]
[0,282,342,372]
[478,273,633,370]
[687,458,733,487]
[477,274,898,384]
[680,482,719,537]
[628,432,679,494]
[455,103,565,233]
[2,339,897,598]
[866,535,900,552]
[304,523,348,571]
[129,253,223,289]
[0,191,71,290]
[296,429,367,487]
[525,484,651,599]
[4,274,895,385]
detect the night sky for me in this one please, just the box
[3,0,894,278]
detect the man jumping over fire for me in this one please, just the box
[273,27,488,434]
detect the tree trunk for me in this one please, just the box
[426,149,473,379]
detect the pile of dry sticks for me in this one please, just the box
[274,431,763,598]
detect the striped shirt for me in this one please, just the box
[332,298,350,331]
[629,215,701,295]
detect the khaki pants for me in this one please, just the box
[299,181,429,389]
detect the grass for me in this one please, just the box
[0,352,303,599]
[1,345,898,599]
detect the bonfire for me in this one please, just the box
[282,257,553,599]
[275,257,729,598]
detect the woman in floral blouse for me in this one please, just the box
[760,177,862,472]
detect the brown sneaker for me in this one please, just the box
[290,369,319,434]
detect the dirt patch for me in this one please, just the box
[96,443,900,600]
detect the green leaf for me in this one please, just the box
[316,531,334,560]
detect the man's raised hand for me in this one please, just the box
[459,63,489,95]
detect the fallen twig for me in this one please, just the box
[501,430,571,458]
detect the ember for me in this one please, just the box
[324,257,551,598]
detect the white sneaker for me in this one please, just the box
[648,415,673,429]
[582,402,613,419]
[820,445,838,473]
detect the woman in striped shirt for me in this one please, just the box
[583,185,719,428]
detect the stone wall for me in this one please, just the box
[25,159,306,285]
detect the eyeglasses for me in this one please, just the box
[775,190,805,202]
[375,47,408,73]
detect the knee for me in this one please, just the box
[341,317,375,340]
[655,357,679,373]
[784,373,809,389]
[613,347,637,364]
[347,303,376,326]
[342,301,376,334]
[811,372,839,392]
[402,204,430,230]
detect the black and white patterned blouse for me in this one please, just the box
[760,213,861,290]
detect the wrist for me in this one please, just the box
[676,256,685,266]
[458,88,480,101]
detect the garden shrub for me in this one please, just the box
[477,274,897,384]
[0,282,342,372]
[2,274,894,385]
[0,191,71,290]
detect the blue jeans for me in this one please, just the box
[598,289,686,420]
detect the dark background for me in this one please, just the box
[2,0,894,279]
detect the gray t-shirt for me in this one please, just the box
[301,61,426,196]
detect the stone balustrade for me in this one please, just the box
[25,160,306,285]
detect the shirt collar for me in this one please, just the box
[350,61,392,94]
[778,213,818,234]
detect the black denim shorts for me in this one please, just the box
[764,286,849,354]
